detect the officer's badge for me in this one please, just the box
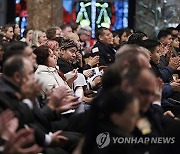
[136,117,152,135]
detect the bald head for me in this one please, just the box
[3,56,34,88]
[3,56,25,77]
[115,44,150,68]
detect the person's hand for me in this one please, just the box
[92,76,102,88]
[174,79,180,83]
[164,44,171,55]
[168,57,180,70]
[56,95,80,113]
[166,47,173,62]
[0,110,19,141]
[84,47,92,55]
[1,117,19,141]
[0,110,16,139]
[4,128,42,154]
[170,81,180,92]
[177,66,180,70]
[21,78,42,101]
[82,96,94,104]
[99,65,108,71]
[87,56,99,67]
[66,69,78,85]
[83,70,93,78]
[51,130,68,147]
[47,86,71,111]
[154,78,163,102]
[164,111,175,118]
[76,52,83,67]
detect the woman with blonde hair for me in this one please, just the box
[32,30,47,47]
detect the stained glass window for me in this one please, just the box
[15,0,27,36]
[63,0,129,37]
[15,0,129,37]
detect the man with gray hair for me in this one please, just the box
[78,26,92,56]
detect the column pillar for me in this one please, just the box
[27,0,63,30]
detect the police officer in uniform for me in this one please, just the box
[91,27,115,66]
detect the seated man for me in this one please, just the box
[1,43,81,153]
[142,39,180,106]
[91,27,115,66]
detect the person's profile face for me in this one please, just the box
[99,30,113,45]
[63,47,77,63]
[27,30,34,40]
[5,27,14,40]
[133,70,156,112]
[14,24,20,35]
[23,46,37,66]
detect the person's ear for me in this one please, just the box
[160,37,165,43]
[13,72,21,84]
[99,35,103,41]
[60,49,65,56]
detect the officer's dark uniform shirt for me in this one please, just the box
[91,41,116,66]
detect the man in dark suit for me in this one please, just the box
[91,27,115,66]
[121,67,180,154]
[0,56,81,153]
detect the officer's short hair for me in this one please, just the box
[95,27,109,41]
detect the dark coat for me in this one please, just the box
[150,60,174,83]
[91,42,115,66]
[57,57,74,73]
[0,77,56,145]
[57,57,91,74]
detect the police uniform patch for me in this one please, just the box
[92,47,99,53]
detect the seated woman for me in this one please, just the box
[42,39,60,58]
[32,30,47,48]
[34,45,71,97]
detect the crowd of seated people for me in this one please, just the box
[0,22,180,154]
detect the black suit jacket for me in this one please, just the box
[0,77,57,146]
[91,42,115,66]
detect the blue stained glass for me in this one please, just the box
[63,0,73,13]
[20,17,27,37]
[123,17,128,27]
[16,0,20,4]
[113,0,129,30]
